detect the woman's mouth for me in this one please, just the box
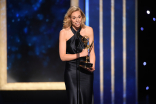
[75,23,80,26]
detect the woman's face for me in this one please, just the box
[70,10,82,28]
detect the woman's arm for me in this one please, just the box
[59,29,88,61]
[88,27,96,71]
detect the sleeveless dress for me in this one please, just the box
[64,26,94,104]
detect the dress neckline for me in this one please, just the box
[70,26,81,35]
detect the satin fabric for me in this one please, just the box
[64,26,94,104]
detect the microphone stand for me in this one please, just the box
[76,31,80,104]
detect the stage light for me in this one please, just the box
[16,14,19,17]
[24,27,28,33]
[28,43,31,46]
[46,19,49,22]
[143,62,146,66]
[153,18,156,21]
[146,10,150,14]
[141,27,144,31]
[146,86,149,90]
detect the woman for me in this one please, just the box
[59,6,95,104]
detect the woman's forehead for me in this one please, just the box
[71,11,81,17]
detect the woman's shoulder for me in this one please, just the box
[60,27,70,33]
[83,26,93,34]
[84,25,93,31]
[82,26,94,37]
[60,27,70,35]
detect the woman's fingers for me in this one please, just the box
[86,67,95,72]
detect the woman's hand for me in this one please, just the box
[86,67,95,72]
[80,49,88,57]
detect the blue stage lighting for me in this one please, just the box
[16,14,19,17]
[28,43,31,46]
[146,86,149,90]
[141,27,144,31]
[143,62,146,66]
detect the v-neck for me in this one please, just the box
[70,26,81,35]
[66,26,83,42]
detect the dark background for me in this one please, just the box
[138,0,156,104]
[1,0,69,103]
[7,0,68,82]
[0,90,67,104]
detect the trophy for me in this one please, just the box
[79,35,94,69]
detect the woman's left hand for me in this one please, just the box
[86,67,95,72]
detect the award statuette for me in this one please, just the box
[79,35,94,69]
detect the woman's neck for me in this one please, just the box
[72,25,80,32]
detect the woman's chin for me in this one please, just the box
[72,24,81,28]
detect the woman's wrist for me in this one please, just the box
[79,52,81,57]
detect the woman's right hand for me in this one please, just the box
[80,49,88,57]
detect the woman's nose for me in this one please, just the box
[76,18,78,22]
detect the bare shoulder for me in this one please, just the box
[85,26,93,33]
[59,27,70,38]
[84,26,93,37]
[85,26,93,30]
[60,28,65,35]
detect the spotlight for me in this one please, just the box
[28,43,31,46]
[16,14,19,17]
[153,18,156,21]
[143,62,146,66]
[146,86,149,90]
[141,27,144,31]
[146,10,150,14]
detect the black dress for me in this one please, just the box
[64,26,94,104]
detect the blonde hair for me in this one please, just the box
[63,6,86,29]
